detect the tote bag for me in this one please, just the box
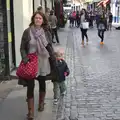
[16,53,38,80]
[82,22,89,29]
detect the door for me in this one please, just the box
[0,0,10,79]
[7,0,16,71]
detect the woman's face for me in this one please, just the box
[82,9,85,14]
[34,14,43,26]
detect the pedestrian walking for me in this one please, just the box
[52,50,70,105]
[72,11,76,27]
[69,12,73,27]
[108,12,113,31]
[97,16,106,45]
[19,11,57,120]
[89,11,94,28]
[80,9,89,46]
[76,11,80,27]
[49,10,60,44]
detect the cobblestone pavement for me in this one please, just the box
[54,28,120,120]
[0,27,69,120]
[0,26,120,120]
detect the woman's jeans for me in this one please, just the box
[27,76,46,99]
[80,28,88,41]
[98,30,104,42]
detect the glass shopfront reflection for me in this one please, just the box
[0,0,10,79]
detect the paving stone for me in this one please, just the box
[55,28,120,120]
[1,26,120,120]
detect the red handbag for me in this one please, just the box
[16,53,38,80]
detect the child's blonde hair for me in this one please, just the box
[54,49,64,58]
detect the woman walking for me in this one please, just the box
[20,11,57,120]
[80,9,89,46]
[97,16,106,44]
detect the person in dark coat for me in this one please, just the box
[97,16,106,44]
[76,11,80,27]
[108,12,113,31]
[52,50,70,105]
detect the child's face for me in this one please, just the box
[55,52,63,58]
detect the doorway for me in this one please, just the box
[7,0,16,71]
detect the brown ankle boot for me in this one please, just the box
[81,40,84,46]
[38,92,46,112]
[27,98,34,120]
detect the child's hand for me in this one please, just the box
[64,72,68,76]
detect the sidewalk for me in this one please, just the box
[0,26,69,120]
[112,23,120,28]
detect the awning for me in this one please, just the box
[103,0,110,7]
[97,0,110,7]
[97,0,104,6]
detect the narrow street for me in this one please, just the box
[0,25,120,120]
[56,27,120,120]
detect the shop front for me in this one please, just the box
[0,0,16,80]
[0,0,34,80]
[111,0,120,23]
[0,0,10,80]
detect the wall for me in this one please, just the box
[47,0,52,10]
[13,0,53,67]
[34,0,41,11]
[13,0,33,67]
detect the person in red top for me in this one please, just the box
[72,11,76,27]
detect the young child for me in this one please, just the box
[53,50,70,105]
[97,16,106,45]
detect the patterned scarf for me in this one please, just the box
[30,26,49,58]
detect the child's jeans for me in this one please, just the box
[53,81,66,99]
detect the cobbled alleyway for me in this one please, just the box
[54,27,120,120]
[0,26,120,120]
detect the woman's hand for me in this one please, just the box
[23,57,29,64]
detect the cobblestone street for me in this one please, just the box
[55,27,120,120]
[0,26,120,120]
